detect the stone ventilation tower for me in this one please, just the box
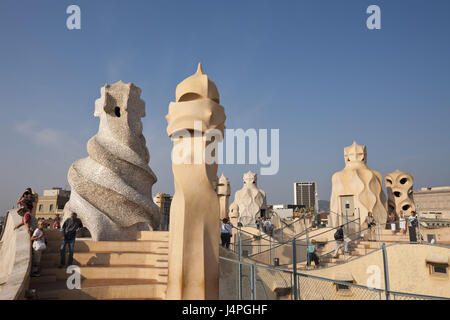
[385,170,415,218]
[217,173,231,219]
[165,63,226,300]
[233,171,267,227]
[330,141,388,227]
[63,81,161,241]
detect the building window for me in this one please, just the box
[39,204,43,212]
[336,283,350,291]
[49,204,54,212]
[431,264,448,275]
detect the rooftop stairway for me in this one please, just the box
[296,227,411,270]
[29,229,169,300]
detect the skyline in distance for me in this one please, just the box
[1,0,450,215]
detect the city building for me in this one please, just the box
[35,188,71,219]
[271,204,305,219]
[414,186,450,219]
[153,193,172,231]
[293,182,317,210]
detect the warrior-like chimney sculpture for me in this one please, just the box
[166,64,226,300]
[330,141,388,228]
[63,81,161,241]
[217,173,231,220]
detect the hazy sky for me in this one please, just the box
[1,0,449,216]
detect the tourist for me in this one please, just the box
[333,225,348,258]
[408,211,418,243]
[365,212,376,241]
[388,213,397,235]
[53,214,61,229]
[14,207,32,235]
[256,216,263,230]
[59,212,83,268]
[220,218,233,249]
[31,221,46,277]
[263,218,273,236]
[307,239,320,268]
[399,211,407,234]
[17,191,34,213]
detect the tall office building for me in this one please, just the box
[293,182,317,209]
[154,193,172,231]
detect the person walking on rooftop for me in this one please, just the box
[59,212,83,268]
[333,225,348,258]
[307,239,320,268]
[365,212,376,241]
[408,211,419,243]
[399,211,407,234]
[31,221,46,277]
[220,218,233,249]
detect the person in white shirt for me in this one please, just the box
[220,218,233,249]
[31,221,46,277]
[263,218,273,236]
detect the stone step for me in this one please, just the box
[43,230,63,241]
[45,240,169,254]
[352,247,374,255]
[30,275,57,285]
[39,265,168,282]
[379,229,409,235]
[136,231,169,241]
[40,252,168,268]
[357,242,380,249]
[36,282,167,300]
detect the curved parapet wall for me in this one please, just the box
[63,81,161,241]
[0,209,31,300]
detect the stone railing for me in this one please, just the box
[0,208,32,300]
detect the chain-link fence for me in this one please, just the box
[296,273,386,300]
[219,255,294,300]
[219,246,450,301]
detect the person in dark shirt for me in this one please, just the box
[333,225,348,258]
[59,212,83,268]
[17,191,34,213]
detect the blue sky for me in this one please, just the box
[1,0,449,215]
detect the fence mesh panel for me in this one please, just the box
[296,274,385,300]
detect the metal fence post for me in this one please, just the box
[269,235,272,265]
[381,243,390,300]
[292,238,298,300]
[345,209,349,234]
[417,210,423,244]
[376,212,382,248]
[251,264,256,300]
[305,224,310,267]
[238,229,242,300]
[358,208,361,237]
